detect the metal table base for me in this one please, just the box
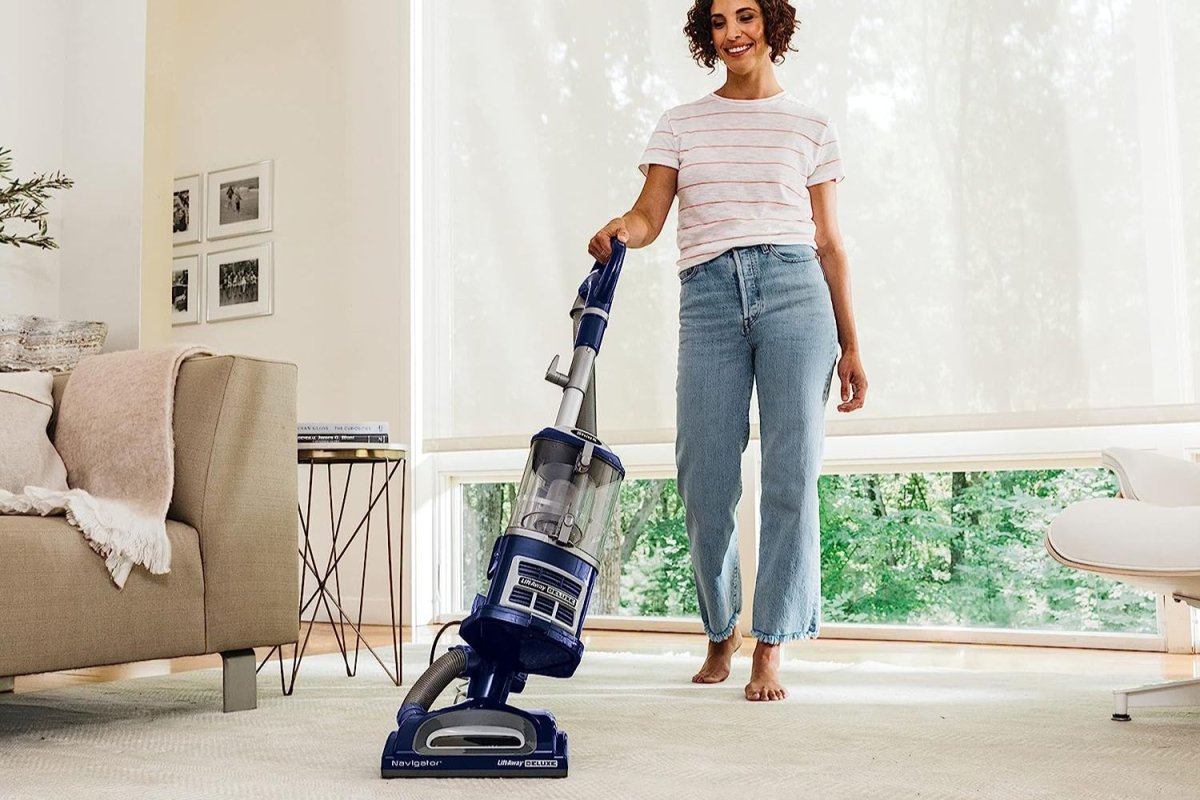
[259,445,407,693]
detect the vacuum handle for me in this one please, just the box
[574,238,625,352]
[578,238,626,310]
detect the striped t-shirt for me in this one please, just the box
[638,91,844,270]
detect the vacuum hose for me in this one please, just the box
[403,648,467,710]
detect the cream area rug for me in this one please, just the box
[0,647,1194,800]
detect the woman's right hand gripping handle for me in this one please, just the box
[588,217,629,264]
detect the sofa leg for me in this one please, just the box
[0,676,13,694]
[221,649,257,713]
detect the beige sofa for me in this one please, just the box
[0,355,299,711]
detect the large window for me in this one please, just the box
[414,1,1199,648]
[457,466,1155,634]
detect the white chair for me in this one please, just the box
[1046,447,1200,721]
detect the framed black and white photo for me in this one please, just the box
[206,161,273,240]
[171,255,201,325]
[206,243,273,322]
[173,174,202,245]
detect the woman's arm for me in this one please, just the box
[810,180,868,412]
[588,165,678,263]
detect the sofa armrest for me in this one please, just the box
[169,355,298,652]
[1102,447,1200,508]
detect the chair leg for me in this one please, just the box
[0,676,13,694]
[222,649,257,713]
[1112,676,1200,721]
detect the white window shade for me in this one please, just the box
[422,0,1200,445]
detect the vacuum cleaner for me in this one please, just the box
[381,239,628,778]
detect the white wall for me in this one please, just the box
[166,0,410,623]
[59,0,153,352]
[0,1,67,317]
[140,0,176,347]
[168,0,408,428]
[1,0,168,352]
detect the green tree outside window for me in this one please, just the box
[461,467,1155,633]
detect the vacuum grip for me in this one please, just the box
[575,238,625,352]
[577,238,626,312]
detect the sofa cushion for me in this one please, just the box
[0,516,206,676]
[0,371,69,494]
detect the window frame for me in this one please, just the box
[423,432,1200,654]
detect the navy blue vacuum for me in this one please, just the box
[381,240,628,778]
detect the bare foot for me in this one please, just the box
[745,640,787,701]
[691,629,743,684]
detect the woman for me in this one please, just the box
[588,0,867,702]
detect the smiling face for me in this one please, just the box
[709,0,769,74]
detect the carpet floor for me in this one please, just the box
[0,646,1195,799]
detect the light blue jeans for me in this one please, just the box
[675,243,837,645]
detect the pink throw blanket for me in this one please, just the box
[0,345,209,586]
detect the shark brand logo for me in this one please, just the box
[571,428,602,445]
[517,577,578,609]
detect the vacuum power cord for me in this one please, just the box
[429,619,463,666]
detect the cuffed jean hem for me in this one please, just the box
[704,612,740,643]
[751,627,820,645]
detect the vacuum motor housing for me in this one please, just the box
[459,426,625,679]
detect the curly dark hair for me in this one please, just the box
[684,0,799,70]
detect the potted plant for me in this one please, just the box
[0,146,74,249]
[0,147,106,372]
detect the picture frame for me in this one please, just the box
[172,174,202,245]
[206,243,273,322]
[206,160,273,240]
[171,255,202,326]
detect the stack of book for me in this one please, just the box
[297,422,389,444]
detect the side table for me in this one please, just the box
[259,443,407,694]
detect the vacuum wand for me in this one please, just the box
[547,347,597,430]
[545,238,626,431]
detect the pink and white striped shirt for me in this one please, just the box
[638,91,844,271]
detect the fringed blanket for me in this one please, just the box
[0,345,210,587]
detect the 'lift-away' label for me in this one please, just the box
[517,577,578,609]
